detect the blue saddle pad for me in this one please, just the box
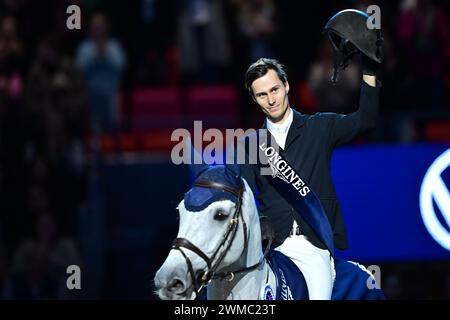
[332,258,385,300]
[266,250,309,300]
[266,253,385,300]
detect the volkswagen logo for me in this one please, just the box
[419,149,450,251]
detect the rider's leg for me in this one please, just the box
[275,222,335,300]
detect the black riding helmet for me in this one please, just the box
[323,9,383,84]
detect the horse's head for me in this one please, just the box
[154,163,262,300]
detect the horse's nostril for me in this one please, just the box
[168,278,185,293]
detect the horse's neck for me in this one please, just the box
[207,181,277,300]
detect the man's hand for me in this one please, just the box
[363,74,376,87]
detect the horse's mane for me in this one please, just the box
[240,178,264,267]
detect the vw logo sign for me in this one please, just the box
[419,149,450,251]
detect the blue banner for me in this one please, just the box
[332,144,450,262]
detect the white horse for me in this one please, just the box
[154,164,383,300]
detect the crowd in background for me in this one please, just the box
[0,0,449,299]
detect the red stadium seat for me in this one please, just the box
[118,133,139,152]
[186,85,239,128]
[140,130,180,152]
[295,80,318,114]
[130,87,183,131]
[425,121,450,142]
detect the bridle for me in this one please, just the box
[172,178,273,297]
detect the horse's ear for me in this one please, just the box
[190,162,210,179]
[225,162,241,179]
[188,138,210,179]
[224,144,241,179]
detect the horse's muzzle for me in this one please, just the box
[154,269,195,300]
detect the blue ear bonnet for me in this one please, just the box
[184,166,242,212]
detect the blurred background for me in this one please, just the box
[0,0,449,300]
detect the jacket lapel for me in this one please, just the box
[284,110,306,150]
[261,109,306,151]
[261,119,282,151]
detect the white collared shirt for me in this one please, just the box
[266,108,293,149]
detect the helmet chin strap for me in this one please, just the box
[331,38,360,85]
[331,30,383,84]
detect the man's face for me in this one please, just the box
[251,69,290,124]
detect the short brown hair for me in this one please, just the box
[244,58,288,97]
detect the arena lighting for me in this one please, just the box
[419,149,450,251]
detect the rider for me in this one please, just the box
[239,38,381,299]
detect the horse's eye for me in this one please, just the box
[214,210,228,221]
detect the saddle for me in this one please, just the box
[259,217,385,300]
[266,250,309,300]
[260,216,309,300]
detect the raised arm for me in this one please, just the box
[326,55,381,148]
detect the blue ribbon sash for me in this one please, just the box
[256,130,335,254]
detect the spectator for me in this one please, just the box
[25,35,87,154]
[396,0,450,108]
[10,213,82,299]
[232,0,277,63]
[0,15,25,77]
[177,0,230,83]
[0,15,25,102]
[307,38,360,114]
[76,12,126,135]
[11,240,58,299]
[133,0,177,86]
